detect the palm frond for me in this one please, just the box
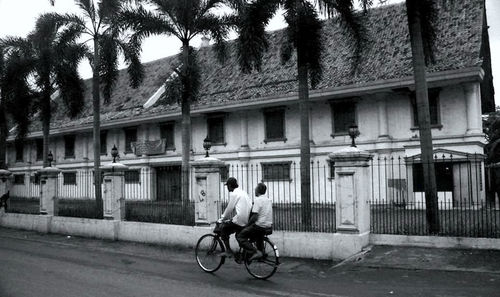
[120,4,180,39]
[116,38,144,88]
[98,0,122,23]
[196,14,234,62]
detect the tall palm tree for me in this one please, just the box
[51,0,144,219]
[405,0,442,234]
[234,0,370,228]
[119,0,237,203]
[0,45,35,169]
[1,13,87,170]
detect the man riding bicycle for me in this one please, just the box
[237,183,273,261]
[218,177,252,258]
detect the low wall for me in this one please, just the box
[370,234,500,250]
[0,213,367,260]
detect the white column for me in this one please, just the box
[464,83,482,135]
[39,167,61,216]
[82,133,89,160]
[376,93,389,139]
[329,147,373,259]
[240,112,249,149]
[192,157,225,225]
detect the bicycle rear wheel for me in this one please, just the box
[195,234,225,273]
[245,237,279,280]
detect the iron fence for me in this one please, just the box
[370,154,500,238]
[217,162,336,233]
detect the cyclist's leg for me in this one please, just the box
[220,222,241,257]
[236,225,258,254]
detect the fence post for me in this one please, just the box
[101,162,128,220]
[39,167,61,216]
[192,156,225,226]
[329,147,373,259]
[0,169,12,214]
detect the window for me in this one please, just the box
[100,131,107,155]
[220,165,230,182]
[329,161,335,179]
[64,135,75,158]
[411,89,440,127]
[207,116,225,144]
[31,173,40,184]
[412,162,453,192]
[63,172,77,185]
[160,122,175,149]
[264,108,286,142]
[124,127,137,154]
[14,174,25,185]
[262,162,291,181]
[36,139,43,161]
[124,170,140,184]
[331,101,356,135]
[15,141,23,162]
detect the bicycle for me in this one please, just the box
[195,222,280,280]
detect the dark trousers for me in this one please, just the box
[220,221,244,241]
[236,224,266,254]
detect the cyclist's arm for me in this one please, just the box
[221,195,237,220]
[248,212,259,225]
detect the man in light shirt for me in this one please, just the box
[218,177,252,258]
[237,183,273,261]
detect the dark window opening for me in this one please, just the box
[331,101,356,134]
[125,170,140,184]
[220,165,229,182]
[63,172,77,185]
[412,162,453,192]
[31,173,40,184]
[125,127,137,154]
[36,139,43,161]
[264,109,286,141]
[100,131,107,155]
[64,135,75,158]
[15,142,23,162]
[329,161,335,179]
[14,174,25,185]
[411,89,440,127]
[207,116,225,144]
[160,122,175,149]
[262,162,291,181]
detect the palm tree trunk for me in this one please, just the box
[93,37,103,219]
[297,49,312,230]
[0,104,7,169]
[406,0,439,234]
[42,90,51,168]
[181,42,191,206]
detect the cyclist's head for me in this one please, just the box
[255,183,267,196]
[225,177,238,191]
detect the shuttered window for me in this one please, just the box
[264,109,286,142]
[125,127,137,154]
[160,122,175,149]
[63,172,77,185]
[207,116,225,144]
[100,131,107,155]
[262,162,291,181]
[64,135,75,158]
[36,139,43,161]
[331,101,356,134]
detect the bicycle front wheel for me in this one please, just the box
[195,234,225,273]
[245,237,280,280]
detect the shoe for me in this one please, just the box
[249,250,263,261]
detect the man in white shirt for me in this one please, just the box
[219,177,251,258]
[236,183,273,261]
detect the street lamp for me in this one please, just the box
[203,136,212,158]
[348,124,360,147]
[47,151,53,167]
[111,145,119,163]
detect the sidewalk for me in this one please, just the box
[353,245,500,274]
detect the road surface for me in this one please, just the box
[0,227,498,297]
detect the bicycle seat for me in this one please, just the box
[264,227,273,235]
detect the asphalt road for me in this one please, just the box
[0,228,499,297]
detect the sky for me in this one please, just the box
[0,0,499,106]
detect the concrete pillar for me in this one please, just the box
[39,167,61,215]
[0,170,12,214]
[329,147,373,259]
[101,162,128,220]
[464,83,482,135]
[239,112,249,149]
[376,94,389,139]
[192,157,225,225]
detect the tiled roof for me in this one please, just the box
[28,0,485,134]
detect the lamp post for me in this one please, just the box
[203,136,212,158]
[348,124,360,147]
[47,151,53,167]
[111,145,119,163]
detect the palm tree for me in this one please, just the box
[405,0,441,234]
[0,45,35,169]
[1,13,86,170]
[234,0,370,228]
[119,0,237,203]
[50,0,144,219]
